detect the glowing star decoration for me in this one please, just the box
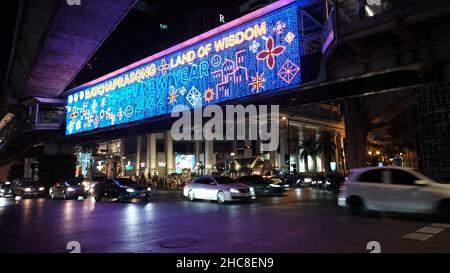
[256,37,286,69]
[277,59,300,84]
[70,107,79,122]
[101,97,107,107]
[285,31,295,44]
[249,40,261,54]
[273,21,286,34]
[249,72,266,93]
[168,90,178,105]
[186,86,201,107]
[204,87,214,103]
[158,59,170,75]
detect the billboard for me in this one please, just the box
[175,154,196,173]
[65,1,302,135]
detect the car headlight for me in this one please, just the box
[126,188,135,193]
[83,184,90,191]
[67,187,75,192]
[147,187,152,192]
[24,188,32,192]
[249,187,255,192]
[230,188,239,193]
[270,184,280,187]
[0,189,4,193]
[39,187,45,191]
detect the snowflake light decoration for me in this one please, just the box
[273,21,286,35]
[101,97,107,107]
[186,86,201,107]
[248,72,266,93]
[179,86,187,96]
[75,120,82,131]
[277,60,300,84]
[249,40,260,54]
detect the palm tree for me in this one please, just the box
[299,139,317,173]
[316,131,337,172]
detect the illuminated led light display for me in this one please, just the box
[175,154,196,173]
[65,1,302,135]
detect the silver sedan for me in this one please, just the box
[183,176,256,203]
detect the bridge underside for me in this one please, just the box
[3,0,136,110]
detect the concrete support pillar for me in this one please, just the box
[244,139,252,158]
[339,133,346,173]
[165,131,174,175]
[315,128,322,172]
[342,98,368,169]
[205,140,214,174]
[147,134,157,175]
[298,125,306,173]
[279,121,288,171]
[195,140,201,165]
[23,158,32,179]
[136,135,143,176]
[120,139,125,177]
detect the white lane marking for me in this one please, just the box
[403,233,433,241]
[416,226,445,235]
[430,223,450,228]
[403,223,449,241]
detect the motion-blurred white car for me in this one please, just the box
[339,167,450,218]
[183,176,255,203]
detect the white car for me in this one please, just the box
[183,176,256,203]
[338,167,450,218]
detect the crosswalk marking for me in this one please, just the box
[403,223,449,241]
[403,233,433,241]
[416,227,445,235]
[430,223,450,228]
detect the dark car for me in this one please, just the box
[11,179,46,198]
[0,181,13,198]
[93,178,152,202]
[50,180,87,200]
[237,175,285,196]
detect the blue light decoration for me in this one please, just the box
[65,2,302,135]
